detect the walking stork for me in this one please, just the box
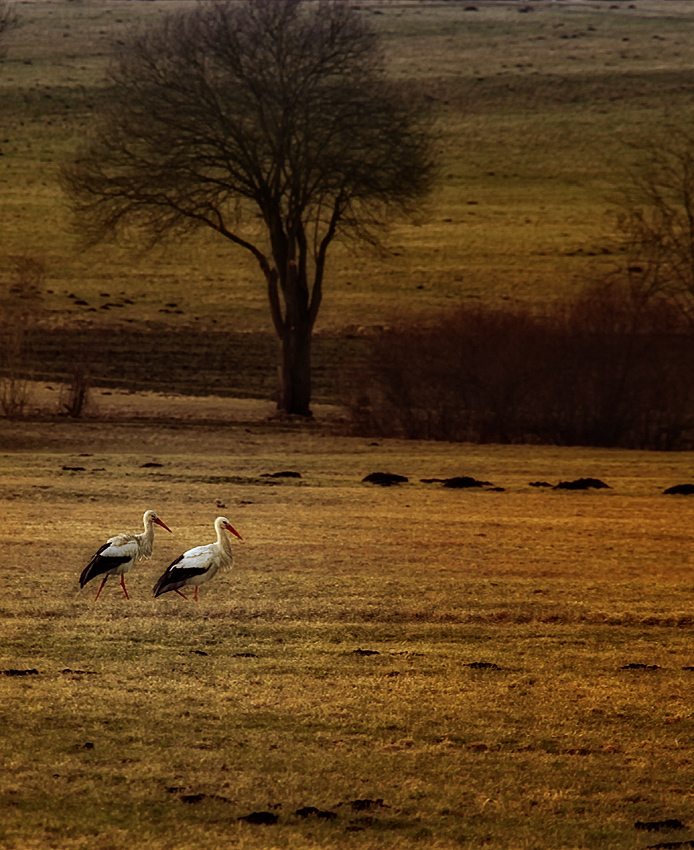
[80,510,172,600]
[152,516,242,601]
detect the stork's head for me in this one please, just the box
[144,510,172,533]
[218,516,243,540]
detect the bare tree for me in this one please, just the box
[62,0,435,416]
[617,128,694,323]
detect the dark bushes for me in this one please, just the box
[347,282,694,449]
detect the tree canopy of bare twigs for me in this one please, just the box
[61,0,436,415]
[617,128,694,323]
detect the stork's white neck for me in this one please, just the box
[138,515,156,559]
[215,521,235,570]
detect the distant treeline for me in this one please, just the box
[346,282,694,450]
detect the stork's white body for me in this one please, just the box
[153,516,241,601]
[80,510,172,600]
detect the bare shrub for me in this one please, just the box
[0,335,32,417]
[60,363,92,418]
[0,0,16,56]
[347,282,694,449]
[616,128,694,324]
[348,305,550,443]
[532,281,691,447]
[0,257,45,418]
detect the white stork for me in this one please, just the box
[80,510,172,601]
[152,516,242,601]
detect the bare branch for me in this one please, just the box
[63,0,433,254]
[616,127,694,322]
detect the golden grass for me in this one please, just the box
[3,414,694,848]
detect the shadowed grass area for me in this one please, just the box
[3,419,694,847]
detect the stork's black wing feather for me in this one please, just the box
[79,543,131,587]
[152,555,209,597]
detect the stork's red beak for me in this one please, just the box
[226,523,243,540]
[156,518,173,533]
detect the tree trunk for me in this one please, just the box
[269,257,315,417]
[279,317,313,416]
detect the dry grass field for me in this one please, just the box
[3,403,694,849]
[4,3,694,847]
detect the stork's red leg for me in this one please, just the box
[94,577,107,601]
[120,575,130,600]
[194,586,198,602]
[174,588,188,600]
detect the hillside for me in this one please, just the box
[1,0,694,400]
